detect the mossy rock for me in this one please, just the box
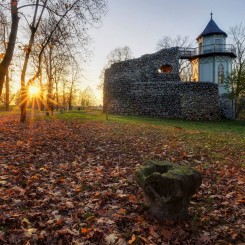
[135,160,202,220]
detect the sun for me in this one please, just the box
[28,85,40,97]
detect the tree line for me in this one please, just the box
[0,0,107,121]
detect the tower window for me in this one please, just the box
[218,63,224,84]
[215,39,222,51]
[158,64,173,73]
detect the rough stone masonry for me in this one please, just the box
[103,47,221,120]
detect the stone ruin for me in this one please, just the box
[103,47,224,120]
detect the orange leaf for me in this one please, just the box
[237,199,245,203]
[81,228,91,234]
[94,192,101,197]
[129,194,137,203]
[57,178,65,183]
[117,208,127,215]
[128,234,137,244]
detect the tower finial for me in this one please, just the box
[210,11,213,20]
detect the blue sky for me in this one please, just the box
[84,0,245,103]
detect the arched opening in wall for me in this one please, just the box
[158,64,173,73]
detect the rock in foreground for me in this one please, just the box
[136,161,202,220]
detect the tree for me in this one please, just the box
[156,35,193,81]
[98,45,133,90]
[0,0,107,121]
[39,16,88,113]
[80,86,96,107]
[106,46,133,66]
[0,0,19,95]
[226,23,245,118]
[18,0,107,122]
[67,61,80,110]
[19,0,49,122]
[0,10,11,110]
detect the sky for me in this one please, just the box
[83,0,245,104]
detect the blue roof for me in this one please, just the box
[197,16,227,40]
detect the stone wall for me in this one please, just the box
[219,95,235,119]
[104,47,221,120]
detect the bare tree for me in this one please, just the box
[156,35,193,81]
[39,17,88,113]
[106,46,133,66]
[226,23,245,118]
[0,0,19,95]
[0,11,11,110]
[67,61,80,110]
[0,0,107,121]
[19,0,107,122]
[80,86,96,107]
[98,45,133,90]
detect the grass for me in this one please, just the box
[54,109,245,135]
[54,109,245,167]
[2,108,244,135]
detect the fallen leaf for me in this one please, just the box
[65,201,74,209]
[24,228,37,238]
[161,229,172,240]
[128,235,137,244]
[116,238,127,245]
[105,234,118,244]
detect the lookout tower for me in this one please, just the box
[180,13,236,94]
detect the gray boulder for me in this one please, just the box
[135,160,202,220]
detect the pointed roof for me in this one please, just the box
[197,13,227,40]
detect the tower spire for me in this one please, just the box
[210,11,213,20]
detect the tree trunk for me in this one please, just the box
[68,86,72,111]
[55,73,59,111]
[0,0,19,95]
[20,27,37,122]
[46,46,53,115]
[20,98,27,122]
[68,97,72,111]
[5,69,10,111]
[39,70,45,111]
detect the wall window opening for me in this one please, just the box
[158,64,173,73]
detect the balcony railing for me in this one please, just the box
[179,44,236,59]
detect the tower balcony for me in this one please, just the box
[179,44,236,59]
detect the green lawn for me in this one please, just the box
[55,109,245,134]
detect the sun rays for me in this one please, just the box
[28,85,40,98]
[18,84,57,115]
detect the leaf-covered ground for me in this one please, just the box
[0,113,244,244]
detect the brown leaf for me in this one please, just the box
[161,229,172,240]
[149,227,159,239]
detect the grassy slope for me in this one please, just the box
[56,110,245,165]
[56,110,245,133]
